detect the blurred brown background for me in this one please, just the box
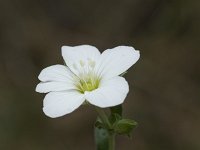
[0,0,199,150]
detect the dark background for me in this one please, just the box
[0,0,199,150]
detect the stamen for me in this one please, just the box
[79,73,90,90]
[73,59,100,93]
[79,60,85,67]
[88,60,96,68]
[73,76,84,92]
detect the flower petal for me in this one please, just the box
[85,76,129,108]
[61,45,101,76]
[36,81,76,93]
[38,65,75,82]
[43,91,85,118]
[95,46,140,80]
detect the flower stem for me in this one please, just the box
[95,107,111,129]
[108,133,115,150]
[95,107,115,150]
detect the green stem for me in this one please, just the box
[95,107,111,128]
[108,133,115,150]
[95,107,115,150]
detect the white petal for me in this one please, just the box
[36,81,76,93]
[43,91,85,118]
[95,46,140,80]
[85,76,129,108]
[61,45,101,76]
[38,65,74,82]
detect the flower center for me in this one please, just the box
[73,59,100,93]
[77,76,100,93]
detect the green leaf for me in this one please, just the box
[110,105,122,116]
[95,117,108,129]
[94,127,109,150]
[109,113,122,125]
[114,119,138,136]
[95,120,103,129]
[109,105,123,127]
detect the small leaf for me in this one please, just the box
[114,119,138,136]
[109,113,122,125]
[95,120,104,129]
[95,127,109,150]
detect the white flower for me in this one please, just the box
[36,45,140,118]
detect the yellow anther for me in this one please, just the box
[88,60,96,68]
[79,60,85,67]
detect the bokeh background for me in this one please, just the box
[0,0,199,150]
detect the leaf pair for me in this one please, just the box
[95,105,138,150]
[110,105,137,136]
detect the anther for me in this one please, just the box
[79,60,85,67]
[88,60,96,68]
